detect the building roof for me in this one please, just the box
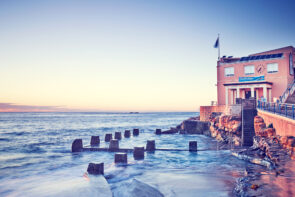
[250,46,294,56]
[219,45,294,65]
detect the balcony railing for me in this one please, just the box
[257,100,295,120]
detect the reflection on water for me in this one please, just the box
[256,160,295,197]
[0,112,278,196]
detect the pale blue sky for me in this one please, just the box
[0,0,294,111]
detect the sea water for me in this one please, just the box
[0,112,257,196]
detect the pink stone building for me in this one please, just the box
[217,46,295,105]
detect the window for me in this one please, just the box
[225,67,234,76]
[244,65,254,75]
[267,63,278,73]
[290,53,294,75]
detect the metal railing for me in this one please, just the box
[257,100,295,120]
[281,80,295,103]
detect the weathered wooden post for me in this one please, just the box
[124,130,131,138]
[114,132,122,140]
[146,140,155,151]
[87,163,104,175]
[155,129,162,135]
[105,133,112,142]
[90,136,100,146]
[109,139,119,151]
[133,147,144,160]
[114,153,128,163]
[189,141,197,151]
[241,98,257,146]
[72,139,83,152]
[133,129,139,136]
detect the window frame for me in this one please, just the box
[244,65,255,75]
[224,67,234,77]
[267,63,278,73]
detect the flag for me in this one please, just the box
[214,37,219,48]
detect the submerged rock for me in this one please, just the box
[113,179,164,197]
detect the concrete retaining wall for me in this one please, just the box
[200,104,241,121]
[257,109,295,136]
[200,105,226,121]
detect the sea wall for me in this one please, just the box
[257,109,295,136]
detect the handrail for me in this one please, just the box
[281,80,295,103]
[257,100,295,119]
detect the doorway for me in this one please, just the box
[245,90,256,99]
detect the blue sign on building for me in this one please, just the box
[239,75,264,82]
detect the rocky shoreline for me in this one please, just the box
[174,114,295,196]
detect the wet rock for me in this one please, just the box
[179,130,186,134]
[87,162,104,175]
[254,115,264,123]
[176,124,181,130]
[180,120,209,134]
[218,115,241,133]
[264,128,276,138]
[250,184,259,190]
[267,123,273,128]
[113,179,164,197]
[72,139,83,152]
[252,136,290,166]
[161,127,178,134]
[208,112,222,122]
[254,115,266,135]
[256,128,276,138]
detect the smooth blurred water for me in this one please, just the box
[0,112,256,196]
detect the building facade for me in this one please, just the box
[217,46,295,105]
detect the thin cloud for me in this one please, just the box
[0,103,69,112]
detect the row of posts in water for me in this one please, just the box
[72,128,198,175]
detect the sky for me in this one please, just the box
[0,0,295,112]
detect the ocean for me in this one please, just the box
[0,112,256,196]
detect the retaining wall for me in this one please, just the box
[257,109,295,136]
[200,104,241,121]
[200,105,226,121]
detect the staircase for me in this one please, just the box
[281,80,295,103]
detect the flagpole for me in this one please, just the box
[218,33,220,60]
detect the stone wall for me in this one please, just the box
[257,109,295,136]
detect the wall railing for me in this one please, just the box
[281,80,295,103]
[257,100,295,120]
